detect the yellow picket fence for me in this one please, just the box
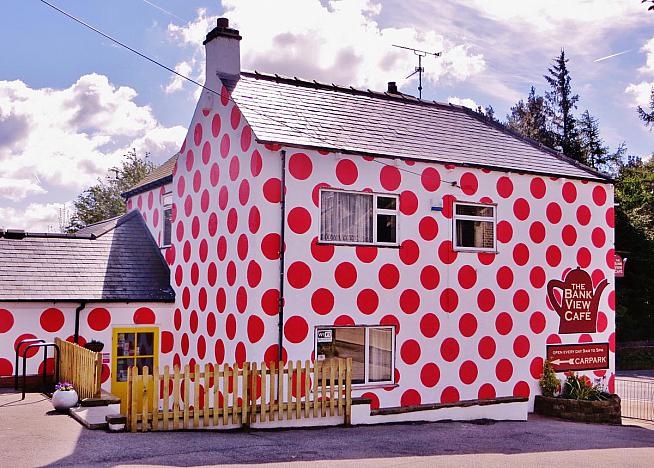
[127,358,352,432]
[55,337,103,400]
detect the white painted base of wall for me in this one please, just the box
[351,400,528,425]
[69,403,121,429]
[251,414,343,429]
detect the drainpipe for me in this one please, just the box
[277,150,287,361]
[74,301,87,345]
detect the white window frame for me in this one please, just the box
[318,188,400,247]
[314,325,396,387]
[162,192,172,248]
[452,201,497,253]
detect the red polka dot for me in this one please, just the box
[247,316,265,343]
[380,314,400,334]
[459,360,478,384]
[0,308,14,333]
[458,313,478,337]
[529,311,546,333]
[562,182,577,203]
[263,178,282,203]
[592,185,607,206]
[401,340,421,365]
[355,246,377,263]
[546,202,562,224]
[597,311,608,333]
[513,335,530,358]
[87,308,110,331]
[400,289,420,314]
[401,389,421,406]
[496,312,513,335]
[262,289,280,316]
[239,179,250,205]
[133,307,155,324]
[457,265,477,289]
[287,262,311,289]
[440,338,460,362]
[334,315,355,326]
[440,288,459,313]
[335,262,357,288]
[15,333,39,358]
[577,247,591,268]
[478,336,496,359]
[441,386,460,404]
[284,316,308,344]
[399,190,419,216]
[206,313,216,337]
[606,207,614,228]
[546,245,562,267]
[477,289,495,312]
[513,289,530,312]
[380,165,401,190]
[478,383,496,399]
[399,240,420,265]
[576,205,591,226]
[311,237,334,262]
[261,233,281,260]
[530,357,544,379]
[547,333,562,345]
[378,264,400,289]
[361,392,380,410]
[438,240,457,264]
[562,225,577,246]
[311,288,334,315]
[513,243,530,266]
[240,125,252,152]
[418,216,438,241]
[529,222,545,243]
[420,265,440,290]
[460,172,478,195]
[420,313,440,338]
[530,178,546,199]
[289,153,313,180]
[496,359,513,382]
[287,207,312,234]
[357,289,379,315]
[420,363,440,387]
[421,167,440,191]
[335,159,358,185]
[40,308,64,332]
[513,381,531,398]
[193,123,203,146]
[251,149,262,176]
[496,266,514,289]
[196,336,207,359]
[496,176,513,198]
[592,228,606,248]
[513,198,530,220]
[497,221,513,244]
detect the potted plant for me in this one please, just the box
[84,340,104,352]
[51,382,78,412]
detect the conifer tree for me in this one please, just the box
[506,86,556,148]
[637,88,654,129]
[544,50,583,161]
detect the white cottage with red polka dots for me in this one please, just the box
[0,19,615,424]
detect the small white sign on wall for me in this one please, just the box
[317,329,333,343]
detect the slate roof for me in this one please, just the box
[0,211,174,302]
[122,153,178,198]
[231,72,608,181]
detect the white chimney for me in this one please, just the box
[203,18,241,91]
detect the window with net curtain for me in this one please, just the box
[319,190,397,245]
[316,326,394,385]
[453,203,496,251]
[163,193,172,247]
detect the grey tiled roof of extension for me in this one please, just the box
[230,72,609,182]
[0,211,174,301]
[122,153,178,198]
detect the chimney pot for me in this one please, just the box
[216,17,229,29]
[387,81,398,94]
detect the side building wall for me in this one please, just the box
[279,148,615,410]
[126,183,172,248]
[0,302,174,389]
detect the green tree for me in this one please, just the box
[476,105,498,122]
[637,88,654,129]
[506,86,556,148]
[544,50,583,161]
[67,149,154,232]
[577,110,625,174]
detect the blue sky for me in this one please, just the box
[1,0,652,230]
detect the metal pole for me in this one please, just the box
[277,150,287,362]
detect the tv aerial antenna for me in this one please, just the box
[392,44,442,99]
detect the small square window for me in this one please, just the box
[453,202,496,252]
[162,193,172,247]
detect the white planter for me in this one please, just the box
[52,389,78,412]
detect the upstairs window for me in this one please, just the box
[319,189,398,246]
[453,202,496,252]
[315,326,395,385]
[162,193,172,247]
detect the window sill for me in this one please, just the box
[352,383,398,391]
[317,241,400,249]
[452,248,498,254]
[160,245,171,250]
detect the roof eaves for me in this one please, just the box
[121,174,173,199]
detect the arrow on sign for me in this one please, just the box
[551,359,574,366]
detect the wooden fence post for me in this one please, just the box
[345,358,352,426]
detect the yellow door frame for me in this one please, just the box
[111,326,159,412]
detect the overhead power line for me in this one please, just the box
[38,0,461,190]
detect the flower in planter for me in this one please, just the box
[54,382,75,391]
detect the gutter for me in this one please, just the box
[277,149,287,361]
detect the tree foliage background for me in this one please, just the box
[66,149,154,232]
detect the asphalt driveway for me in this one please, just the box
[1,390,653,467]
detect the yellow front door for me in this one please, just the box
[111,327,159,412]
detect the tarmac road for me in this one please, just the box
[1,390,653,467]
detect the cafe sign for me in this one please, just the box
[614,254,627,278]
[546,268,608,334]
[546,343,610,372]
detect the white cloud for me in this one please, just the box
[639,37,654,75]
[164,1,485,93]
[0,202,66,232]
[0,74,186,202]
[447,96,478,109]
[625,81,654,108]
